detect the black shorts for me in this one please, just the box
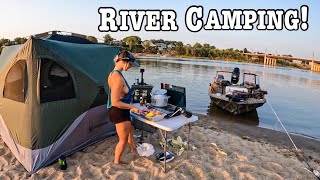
[108,106,131,124]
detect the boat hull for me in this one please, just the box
[209,93,266,115]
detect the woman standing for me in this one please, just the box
[107,50,142,164]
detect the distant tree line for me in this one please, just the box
[1,33,294,64]
[0,34,249,61]
[98,34,251,61]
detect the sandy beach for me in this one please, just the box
[0,115,319,180]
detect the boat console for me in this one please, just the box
[231,67,240,84]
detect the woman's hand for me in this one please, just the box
[131,106,142,114]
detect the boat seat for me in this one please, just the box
[221,80,231,86]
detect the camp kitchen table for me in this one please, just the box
[130,103,199,173]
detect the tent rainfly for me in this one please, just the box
[0,36,120,173]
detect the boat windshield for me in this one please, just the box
[243,73,259,85]
[215,71,232,83]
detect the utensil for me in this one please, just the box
[169,107,193,118]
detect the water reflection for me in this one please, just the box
[207,102,260,126]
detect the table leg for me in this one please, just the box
[186,123,190,159]
[140,130,144,142]
[164,130,167,173]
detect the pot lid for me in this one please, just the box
[152,89,167,95]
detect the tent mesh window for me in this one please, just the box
[3,60,28,102]
[40,58,75,103]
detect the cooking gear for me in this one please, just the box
[151,89,170,107]
[131,69,154,103]
[169,107,193,118]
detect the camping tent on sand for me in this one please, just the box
[0,35,120,173]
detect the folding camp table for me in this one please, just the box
[130,103,199,173]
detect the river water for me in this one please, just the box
[122,57,320,140]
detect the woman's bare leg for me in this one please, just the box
[128,125,136,152]
[114,121,131,164]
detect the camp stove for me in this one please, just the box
[132,69,154,103]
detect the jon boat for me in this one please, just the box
[208,67,268,114]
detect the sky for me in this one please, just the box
[0,0,319,59]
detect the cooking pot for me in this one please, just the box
[150,89,170,107]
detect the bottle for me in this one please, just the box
[140,97,144,106]
[58,155,67,170]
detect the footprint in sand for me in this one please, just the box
[231,153,248,162]
[265,162,285,174]
[263,172,285,180]
[74,164,97,179]
[111,172,139,180]
[130,158,155,171]
[230,162,256,174]
[210,167,232,180]
[178,161,206,179]
[85,153,104,165]
[130,159,160,178]
[0,156,9,170]
[102,163,126,176]
[239,172,256,180]
[0,148,7,156]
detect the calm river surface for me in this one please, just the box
[122,57,320,140]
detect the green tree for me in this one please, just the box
[103,34,113,44]
[226,48,233,52]
[142,41,151,51]
[151,39,164,44]
[123,36,141,51]
[0,38,11,46]
[149,46,159,54]
[133,44,143,53]
[14,37,27,44]
[193,43,202,49]
[203,43,210,49]
[175,41,184,55]
[199,47,209,57]
[86,36,98,43]
[185,46,192,56]
[244,48,249,53]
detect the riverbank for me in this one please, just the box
[0,115,318,179]
[135,53,312,71]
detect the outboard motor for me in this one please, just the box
[231,67,240,84]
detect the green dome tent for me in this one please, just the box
[0,36,120,173]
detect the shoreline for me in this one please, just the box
[0,114,319,179]
[135,54,312,71]
[195,111,320,142]
[194,113,320,159]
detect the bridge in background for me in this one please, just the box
[244,52,320,72]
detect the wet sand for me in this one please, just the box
[0,115,319,179]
